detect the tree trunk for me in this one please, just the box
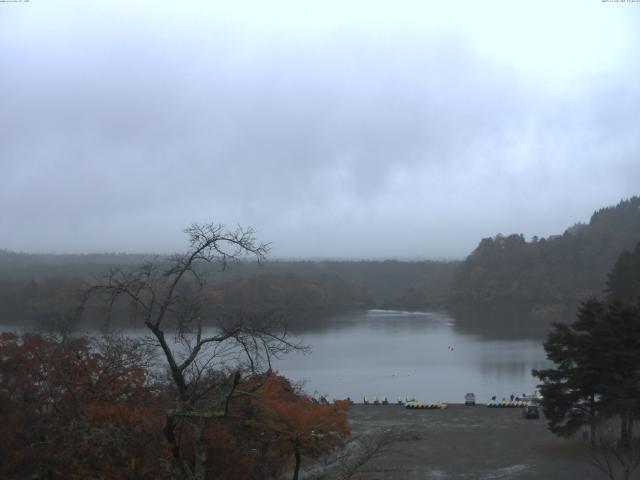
[620,412,635,449]
[163,415,193,479]
[590,395,597,448]
[618,413,631,449]
[292,435,301,480]
[192,418,207,480]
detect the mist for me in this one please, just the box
[2,1,639,258]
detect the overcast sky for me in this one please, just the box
[1,1,639,259]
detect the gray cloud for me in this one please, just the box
[1,2,639,258]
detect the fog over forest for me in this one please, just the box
[1,1,639,258]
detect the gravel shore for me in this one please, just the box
[347,404,615,480]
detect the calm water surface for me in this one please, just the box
[3,309,551,404]
[274,310,550,404]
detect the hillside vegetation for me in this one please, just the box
[449,196,640,306]
[3,196,638,328]
[0,252,458,327]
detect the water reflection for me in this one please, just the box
[274,309,552,403]
[449,304,577,340]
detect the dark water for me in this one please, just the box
[1,308,561,405]
[274,309,553,404]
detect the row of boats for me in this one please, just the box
[363,396,439,405]
[405,400,448,409]
[487,399,529,408]
[360,393,541,408]
[361,396,448,408]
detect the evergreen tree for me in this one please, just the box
[593,301,640,447]
[533,298,608,446]
[606,241,640,303]
[534,298,640,447]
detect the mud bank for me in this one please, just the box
[348,404,612,479]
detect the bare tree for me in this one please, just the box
[587,419,640,480]
[82,223,303,480]
[308,430,413,480]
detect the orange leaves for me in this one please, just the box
[235,374,352,479]
[249,373,351,458]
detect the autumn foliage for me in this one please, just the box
[0,332,166,479]
[244,374,351,480]
[0,335,351,480]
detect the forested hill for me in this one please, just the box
[449,196,640,306]
[0,252,458,326]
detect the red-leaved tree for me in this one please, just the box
[0,332,166,479]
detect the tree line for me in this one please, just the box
[0,252,458,328]
[2,196,639,327]
[449,196,640,307]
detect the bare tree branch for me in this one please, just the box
[80,222,300,480]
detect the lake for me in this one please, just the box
[273,309,551,404]
[1,308,554,405]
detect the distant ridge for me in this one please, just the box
[449,196,640,306]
